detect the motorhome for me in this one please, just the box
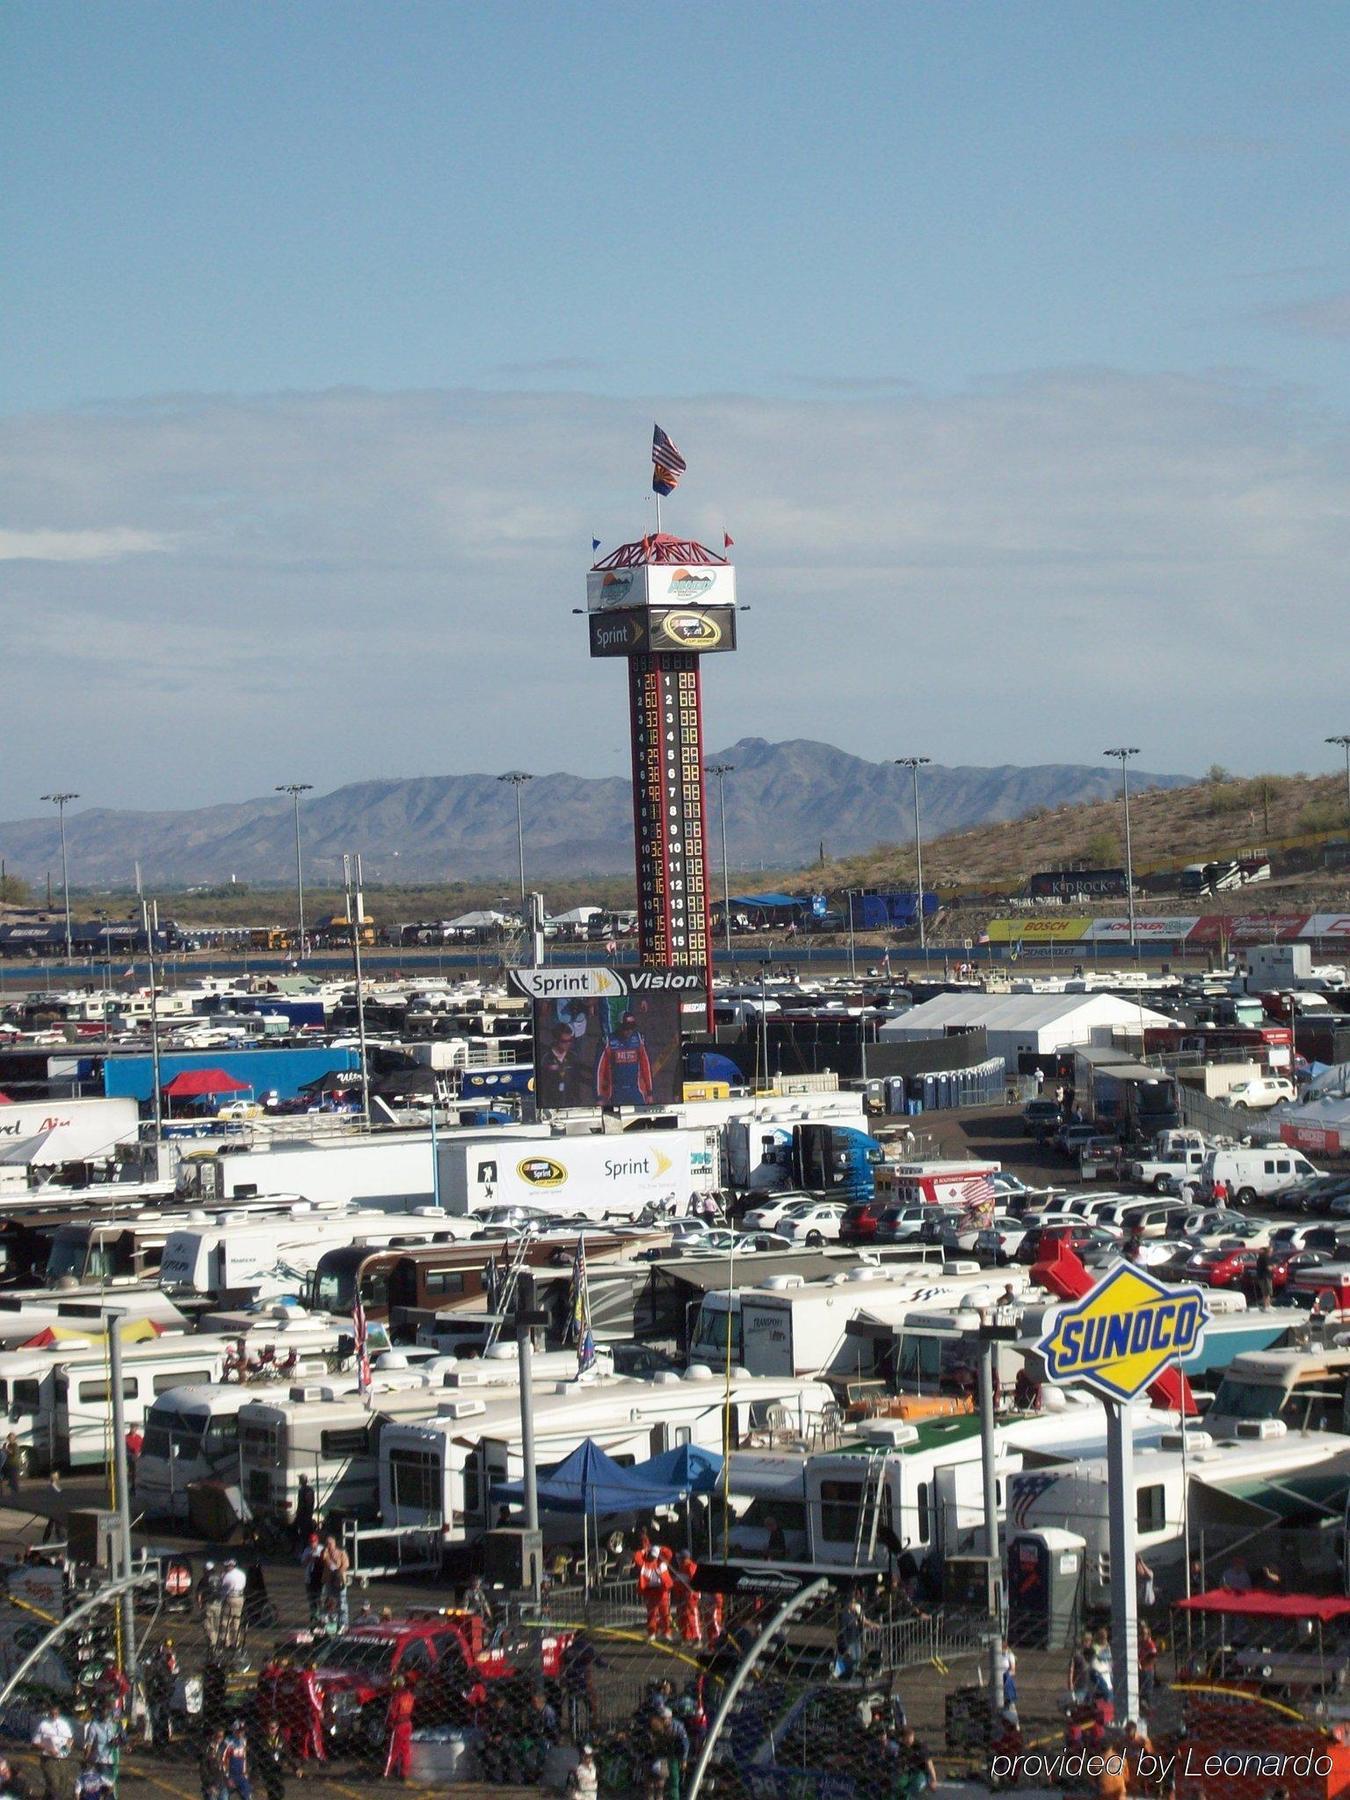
[0,1317,341,1474]
[137,1350,459,1520]
[1205,1346,1350,1437]
[305,1228,663,1328]
[686,1265,1031,1381]
[723,1396,1185,1571]
[1008,1425,1350,1602]
[159,1206,477,1300]
[378,1367,837,1542]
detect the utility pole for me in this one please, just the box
[275,783,312,958]
[513,1273,548,1601]
[1327,735,1350,822]
[707,763,735,958]
[1104,748,1140,954]
[498,773,533,906]
[894,758,931,961]
[344,854,371,1123]
[108,1319,138,1686]
[40,792,79,964]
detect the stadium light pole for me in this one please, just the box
[707,763,735,960]
[1104,749,1140,954]
[1327,735,1350,821]
[498,772,533,907]
[275,783,313,958]
[894,758,931,961]
[40,792,78,964]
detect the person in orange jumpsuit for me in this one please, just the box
[638,1548,674,1641]
[383,1678,415,1781]
[299,1662,326,1763]
[671,1550,701,1645]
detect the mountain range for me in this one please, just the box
[0,739,1192,889]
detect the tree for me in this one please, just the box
[1206,763,1231,784]
[0,870,33,906]
[1084,830,1120,866]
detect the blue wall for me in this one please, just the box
[103,1046,360,1104]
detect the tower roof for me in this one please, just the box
[591,533,729,571]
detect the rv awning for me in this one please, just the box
[1178,1589,1350,1623]
[492,1438,680,1516]
[162,1068,251,1098]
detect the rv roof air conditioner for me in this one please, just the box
[1234,1418,1287,1440]
[856,1420,920,1448]
[435,1398,487,1419]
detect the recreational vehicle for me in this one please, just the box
[1205,1346,1350,1438]
[159,1206,475,1299]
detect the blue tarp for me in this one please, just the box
[632,1443,723,1494]
[724,893,803,910]
[491,1438,680,1516]
[698,1051,745,1086]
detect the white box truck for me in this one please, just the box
[437,1128,720,1221]
[0,1097,139,1180]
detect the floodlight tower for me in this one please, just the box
[584,529,738,1011]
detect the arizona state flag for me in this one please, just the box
[651,424,686,495]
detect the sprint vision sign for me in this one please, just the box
[1036,1263,1210,1404]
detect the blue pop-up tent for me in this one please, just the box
[633,1442,723,1495]
[492,1438,678,1516]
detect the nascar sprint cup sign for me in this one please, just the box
[1036,1262,1210,1404]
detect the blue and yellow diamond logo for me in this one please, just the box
[1036,1261,1210,1404]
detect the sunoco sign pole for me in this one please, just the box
[1037,1262,1210,1730]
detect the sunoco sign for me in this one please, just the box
[1036,1262,1209,1404]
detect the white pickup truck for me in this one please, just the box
[1122,1142,1208,1192]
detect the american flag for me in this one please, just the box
[568,1235,596,1373]
[958,1174,997,1228]
[651,424,686,496]
[353,1291,371,1394]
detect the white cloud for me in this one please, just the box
[0,526,172,562]
[0,373,1345,813]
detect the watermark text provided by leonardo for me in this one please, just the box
[990,1749,1336,1784]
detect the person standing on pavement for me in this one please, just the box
[33,1701,76,1800]
[197,1562,223,1650]
[199,1728,228,1800]
[219,1559,247,1648]
[1,1433,21,1499]
[382,1677,415,1782]
[82,1704,121,1799]
[224,1722,252,1800]
[146,1639,179,1750]
[292,1476,315,1547]
[320,1534,350,1630]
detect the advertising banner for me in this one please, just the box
[985,918,1091,943]
[509,967,695,1111]
[1082,916,1199,942]
[1281,1121,1343,1157]
[1299,914,1350,940]
[586,564,737,613]
[588,605,737,657]
[1187,914,1311,946]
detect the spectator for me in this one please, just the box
[561,1631,602,1742]
[320,1534,350,1629]
[224,1722,251,1800]
[1,1433,20,1499]
[1068,1633,1093,1705]
[292,1476,315,1547]
[463,1574,494,1626]
[671,1551,701,1645]
[895,1725,937,1796]
[146,1640,179,1750]
[124,1426,143,1494]
[763,1515,788,1560]
[198,1729,228,1800]
[219,1559,247,1648]
[81,1705,120,1798]
[299,1534,324,1626]
[249,1719,288,1800]
[1221,1554,1252,1593]
[32,1702,75,1800]
[197,1562,223,1651]
[1138,1623,1160,1703]
[1136,1554,1156,1612]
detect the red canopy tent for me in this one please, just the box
[162,1068,251,1099]
[1178,1588,1350,1623]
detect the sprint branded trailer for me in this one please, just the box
[437,1128,719,1220]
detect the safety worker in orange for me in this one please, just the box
[638,1547,674,1642]
[383,1677,415,1782]
[671,1549,701,1645]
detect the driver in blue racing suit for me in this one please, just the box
[596,1014,655,1106]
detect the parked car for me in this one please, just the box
[741,1192,820,1231]
[1021,1099,1063,1138]
[840,1201,887,1246]
[778,1203,847,1247]
[872,1203,937,1244]
[973,1216,1031,1264]
[1221,1077,1298,1112]
[1056,1122,1102,1160]
[1015,1223,1120,1265]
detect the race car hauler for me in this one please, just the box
[436,1128,720,1221]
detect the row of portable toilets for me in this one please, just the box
[879,1055,1008,1115]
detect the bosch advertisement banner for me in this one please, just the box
[509,968,695,1112]
[587,605,737,657]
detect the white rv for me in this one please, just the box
[378,1367,836,1541]
[158,1205,476,1298]
[687,1265,1030,1380]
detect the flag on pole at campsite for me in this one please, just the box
[353,1291,371,1394]
[651,424,686,496]
[568,1234,596,1373]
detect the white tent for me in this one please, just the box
[878,991,1181,1062]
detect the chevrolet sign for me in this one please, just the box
[1036,1262,1209,1404]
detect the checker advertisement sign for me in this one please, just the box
[1037,1262,1210,1404]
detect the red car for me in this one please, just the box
[1180,1247,1305,1292]
[840,1201,886,1245]
[262,1613,528,1751]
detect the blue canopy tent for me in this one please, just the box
[697,1050,745,1087]
[632,1442,723,1495]
[492,1438,682,1589]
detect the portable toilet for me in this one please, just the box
[1007,1526,1085,1650]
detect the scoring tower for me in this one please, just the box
[585,532,738,1001]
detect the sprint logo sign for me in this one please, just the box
[1037,1262,1209,1404]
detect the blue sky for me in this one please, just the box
[1,2,1348,816]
